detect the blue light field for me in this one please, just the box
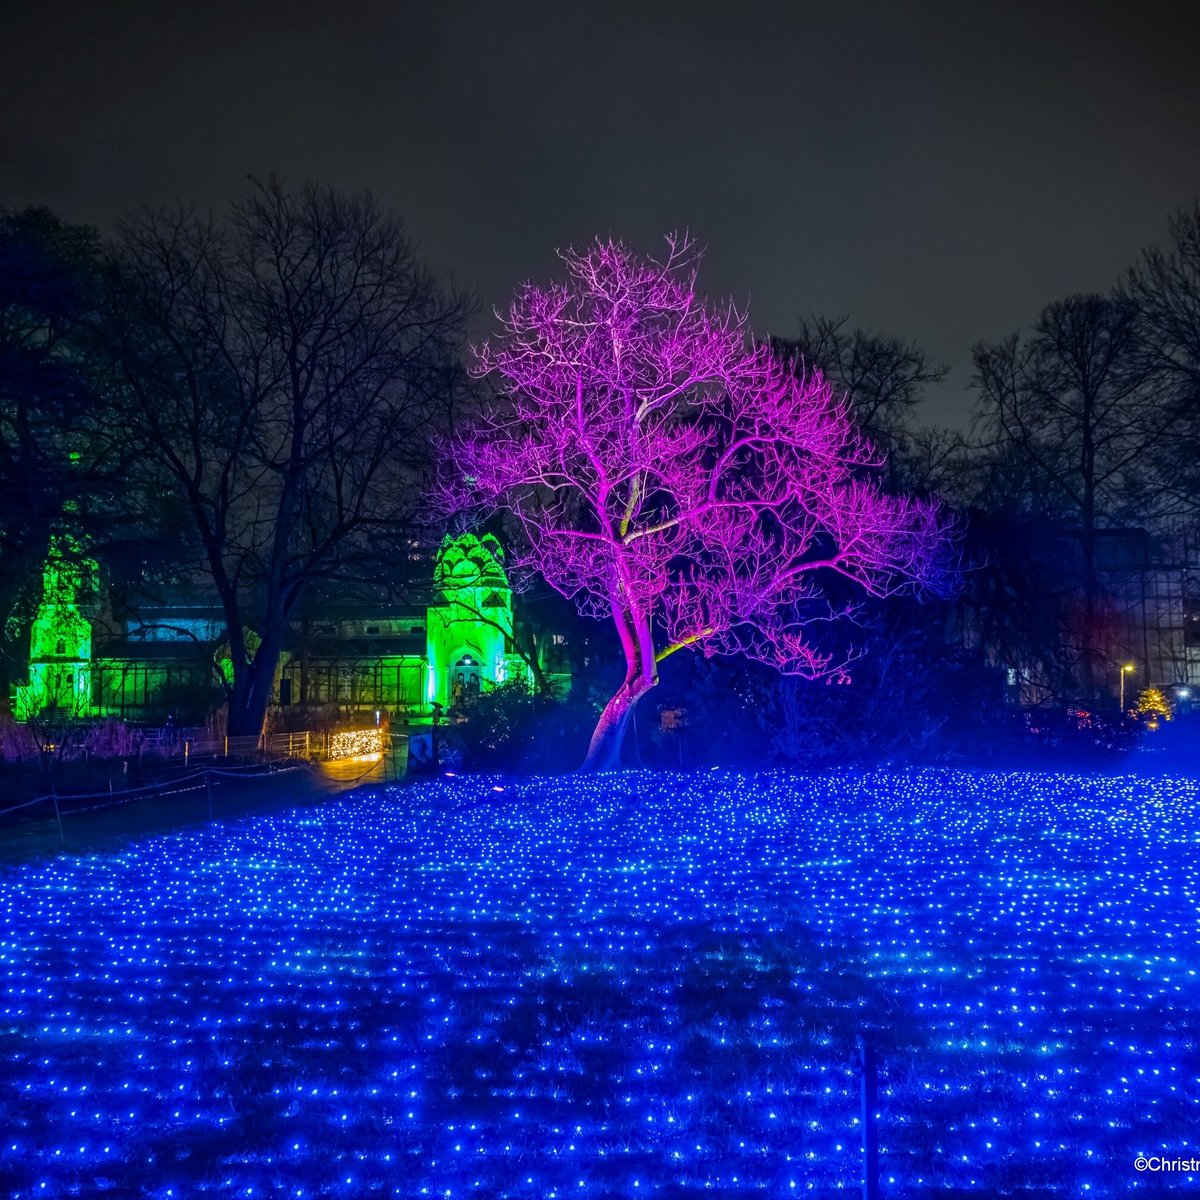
[2,770,1198,1197]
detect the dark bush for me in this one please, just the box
[442,679,599,773]
[638,605,1011,770]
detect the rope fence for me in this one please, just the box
[0,760,318,848]
[1,729,406,852]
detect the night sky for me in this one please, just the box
[3,0,1198,424]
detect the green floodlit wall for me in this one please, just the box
[425,532,532,708]
[14,542,97,721]
[15,532,538,723]
[91,662,219,720]
[278,657,425,709]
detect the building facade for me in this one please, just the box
[982,524,1200,710]
[13,533,538,724]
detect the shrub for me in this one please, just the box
[80,718,143,759]
[443,680,597,773]
[0,713,38,761]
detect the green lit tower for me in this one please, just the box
[14,538,97,721]
[424,533,531,708]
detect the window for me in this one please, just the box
[1186,596,1200,648]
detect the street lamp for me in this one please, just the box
[1120,664,1135,712]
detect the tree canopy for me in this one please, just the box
[443,236,955,769]
[103,180,470,735]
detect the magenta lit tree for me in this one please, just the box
[444,237,954,770]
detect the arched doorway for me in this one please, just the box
[452,654,482,703]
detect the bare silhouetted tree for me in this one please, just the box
[972,295,1171,696]
[105,180,470,737]
[773,315,948,489]
[1121,204,1200,520]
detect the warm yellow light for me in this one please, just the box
[328,727,385,761]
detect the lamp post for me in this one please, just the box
[1120,664,1135,713]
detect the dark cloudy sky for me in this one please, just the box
[3,0,1198,424]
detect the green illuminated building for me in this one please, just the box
[13,540,96,721]
[425,532,531,707]
[12,533,544,724]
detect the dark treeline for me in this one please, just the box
[1,180,471,738]
[3,182,1199,764]
[751,212,1200,768]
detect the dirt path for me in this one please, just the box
[0,750,405,866]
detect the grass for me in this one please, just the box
[1,768,1197,1197]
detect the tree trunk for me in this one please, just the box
[1080,411,1097,702]
[509,597,552,695]
[225,637,282,739]
[580,599,657,771]
[522,627,552,696]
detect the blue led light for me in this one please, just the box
[0,770,1196,1195]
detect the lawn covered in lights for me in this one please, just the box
[2,770,1198,1198]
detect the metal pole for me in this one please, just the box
[51,788,65,850]
[855,1034,880,1200]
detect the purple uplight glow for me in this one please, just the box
[443,236,954,767]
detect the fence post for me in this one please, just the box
[51,787,65,849]
[855,1034,880,1200]
[205,770,214,823]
